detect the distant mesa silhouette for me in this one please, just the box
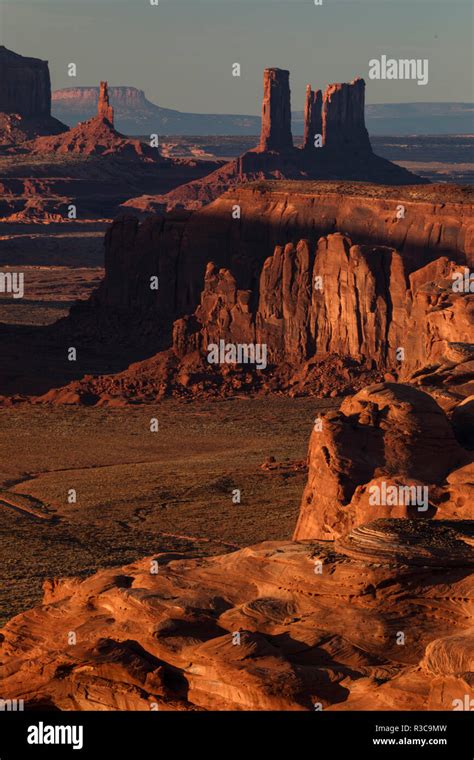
[29,79,164,160]
[51,84,474,136]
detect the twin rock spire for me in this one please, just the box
[259,67,371,155]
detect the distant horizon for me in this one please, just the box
[1,0,472,113]
[49,72,474,136]
[50,80,474,113]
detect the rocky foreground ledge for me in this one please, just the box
[1,382,472,711]
[0,519,472,711]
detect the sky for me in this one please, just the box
[0,0,472,114]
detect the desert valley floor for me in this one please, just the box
[0,40,472,716]
[0,397,330,624]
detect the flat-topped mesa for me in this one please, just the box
[322,77,372,154]
[97,81,114,125]
[258,68,293,153]
[0,45,51,117]
[303,85,323,150]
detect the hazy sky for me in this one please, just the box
[1,0,472,113]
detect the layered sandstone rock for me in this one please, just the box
[0,517,472,710]
[258,68,293,153]
[322,78,371,154]
[24,180,470,406]
[131,68,425,213]
[45,179,472,406]
[46,218,473,406]
[397,258,474,419]
[29,120,157,158]
[143,233,407,371]
[110,182,474,327]
[3,366,473,711]
[174,263,254,355]
[67,180,473,385]
[256,234,406,367]
[294,383,472,540]
[257,239,315,363]
[403,259,474,375]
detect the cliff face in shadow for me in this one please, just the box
[82,182,474,331]
[0,46,67,145]
[1,181,471,402]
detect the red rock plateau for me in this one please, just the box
[1,381,472,711]
[32,180,471,408]
[0,46,472,718]
[0,46,67,145]
[75,182,474,329]
[123,69,426,214]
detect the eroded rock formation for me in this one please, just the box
[294,383,472,540]
[26,180,470,407]
[258,68,293,152]
[29,82,162,159]
[322,78,371,154]
[6,379,473,710]
[0,46,67,144]
[258,235,406,367]
[51,85,262,135]
[172,233,407,369]
[108,182,474,327]
[0,515,472,710]
[404,258,474,374]
[129,68,425,212]
[98,81,114,125]
[0,45,51,117]
[42,214,473,406]
[55,181,472,399]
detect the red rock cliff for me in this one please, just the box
[258,68,293,152]
[294,383,472,540]
[172,231,472,377]
[80,183,472,350]
[322,78,371,154]
[0,46,52,117]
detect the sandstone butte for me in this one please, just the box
[0,57,220,224]
[123,67,426,214]
[37,179,473,411]
[28,80,163,161]
[0,57,472,712]
[0,382,473,711]
[0,45,67,145]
